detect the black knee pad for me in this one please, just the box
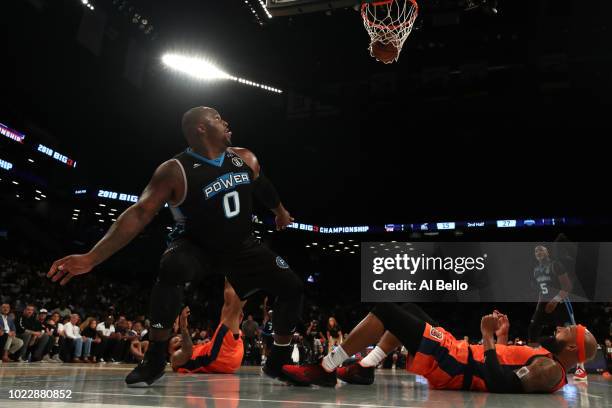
[272,269,304,336]
[149,281,184,331]
[151,240,205,330]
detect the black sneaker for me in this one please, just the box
[262,345,293,381]
[125,351,167,387]
[337,361,375,385]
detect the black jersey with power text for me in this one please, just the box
[533,260,565,301]
[168,148,254,250]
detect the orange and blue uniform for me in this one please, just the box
[407,323,568,392]
[176,324,243,374]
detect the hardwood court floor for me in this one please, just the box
[0,363,610,407]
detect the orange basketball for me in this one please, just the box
[370,41,399,64]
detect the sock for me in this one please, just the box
[322,345,349,372]
[360,346,387,368]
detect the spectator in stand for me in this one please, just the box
[113,315,133,362]
[53,303,72,319]
[96,315,117,363]
[129,321,149,362]
[16,305,51,362]
[45,312,62,361]
[326,317,343,354]
[57,315,74,362]
[242,314,260,365]
[36,309,55,362]
[261,310,274,361]
[306,319,325,362]
[81,318,102,363]
[64,313,92,363]
[1,303,23,362]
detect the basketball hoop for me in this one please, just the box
[361,0,418,64]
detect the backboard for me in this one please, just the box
[265,0,359,17]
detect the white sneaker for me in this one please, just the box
[574,367,588,381]
[51,355,62,363]
[98,358,105,363]
[42,355,52,363]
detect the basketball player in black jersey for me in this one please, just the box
[528,245,573,345]
[47,106,303,386]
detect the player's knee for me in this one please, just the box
[280,271,303,298]
[159,248,197,285]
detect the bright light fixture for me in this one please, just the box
[162,54,233,80]
[162,53,283,93]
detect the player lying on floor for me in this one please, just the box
[282,303,597,393]
[169,280,245,374]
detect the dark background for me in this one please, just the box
[2,0,610,225]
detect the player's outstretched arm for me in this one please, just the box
[47,160,179,285]
[231,147,294,230]
[171,306,194,370]
[516,357,563,393]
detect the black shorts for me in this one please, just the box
[163,235,295,300]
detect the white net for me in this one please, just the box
[361,0,419,62]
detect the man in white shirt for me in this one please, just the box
[63,314,92,363]
[96,315,117,362]
[1,304,24,362]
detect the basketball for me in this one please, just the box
[370,41,399,64]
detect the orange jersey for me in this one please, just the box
[407,323,567,392]
[177,324,243,374]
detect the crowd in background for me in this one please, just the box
[2,256,612,372]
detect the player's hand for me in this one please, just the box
[47,254,95,286]
[180,306,190,328]
[480,314,499,337]
[493,311,510,338]
[545,301,558,313]
[274,208,294,231]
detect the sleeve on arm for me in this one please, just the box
[483,349,524,393]
[252,172,280,209]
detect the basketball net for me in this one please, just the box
[361,0,419,63]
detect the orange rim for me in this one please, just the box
[361,0,418,30]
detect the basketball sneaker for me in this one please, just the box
[337,361,375,385]
[573,367,588,381]
[282,363,337,387]
[125,343,167,387]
